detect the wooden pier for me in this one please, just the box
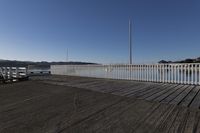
[1,75,200,133]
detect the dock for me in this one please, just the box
[1,75,200,132]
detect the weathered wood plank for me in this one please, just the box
[179,86,200,107]
[127,83,165,98]
[146,84,178,101]
[95,101,159,133]
[189,86,200,109]
[110,83,143,95]
[73,80,105,88]
[154,106,180,133]
[107,83,142,94]
[161,85,189,104]
[167,107,189,133]
[123,102,161,132]
[121,83,153,96]
[183,109,197,133]
[154,85,184,102]
[133,104,173,133]
[192,111,200,133]
[169,85,194,105]
[139,84,172,100]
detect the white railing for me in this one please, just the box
[51,64,200,85]
[0,67,28,81]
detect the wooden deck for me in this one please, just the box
[39,75,200,109]
[1,75,200,132]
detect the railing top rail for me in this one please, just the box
[51,63,200,67]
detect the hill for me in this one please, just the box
[159,57,200,63]
[0,60,98,67]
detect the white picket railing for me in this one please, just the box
[51,64,200,85]
[0,67,28,81]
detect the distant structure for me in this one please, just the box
[129,19,133,64]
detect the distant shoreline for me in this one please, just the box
[0,59,98,67]
[159,57,200,63]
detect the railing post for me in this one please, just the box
[195,64,197,85]
[168,65,170,83]
[181,65,183,84]
[25,67,28,77]
[119,65,121,80]
[141,65,142,81]
[4,67,8,80]
[191,64,194,85]
[146,65,148,82]
[165,65,168,83]
[9,67,12,80]
[138,65,140,81]
[141,65,143,81]
[132,65,134,80]
[136,65,138,81]
[177,65,180,84]
[16,67,19,78]
[140,65,142,81]
[130,64,132,80]
[159,65,162,82]
[184,64,187,84]
[199,64,200,85]
[162,64,164,83]
[188,64,190,84]
[175,65,177,84]
[167,65,169,83]
[171,65,174,83]
[156,64,158,82]
[150,65,152,82]
[147,65,149,81]
[152,65,154,82]
[115,65,117,79]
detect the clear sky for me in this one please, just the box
[0,0,200,64]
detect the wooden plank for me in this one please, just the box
[100,83,127,93]
[167,107,189,133]
[179,86,200,107]
[189,86,200,109]
[154,85,184,102]
[169,85,194,105]
[65,100,137,132]
[69,99,154,133]
[108,83,142,94]
[134,84,168,99]
[161,85,189,104]
[133,104,173,133]
[110,83,143,95]
[183,110,197,133]
[146,84,178,101]
[73,80,105,88]
[154,106,180,133]
[139,84,173,100]
[192,111,200,133]
[124,103,161,132]
[152,105,177,132]
[86,82,116,92]
[121,83,154,96]
[127,83,165,98]
[95,101,160,133]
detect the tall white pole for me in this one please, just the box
[129,19,132,64]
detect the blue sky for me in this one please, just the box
[0,0,200,64]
